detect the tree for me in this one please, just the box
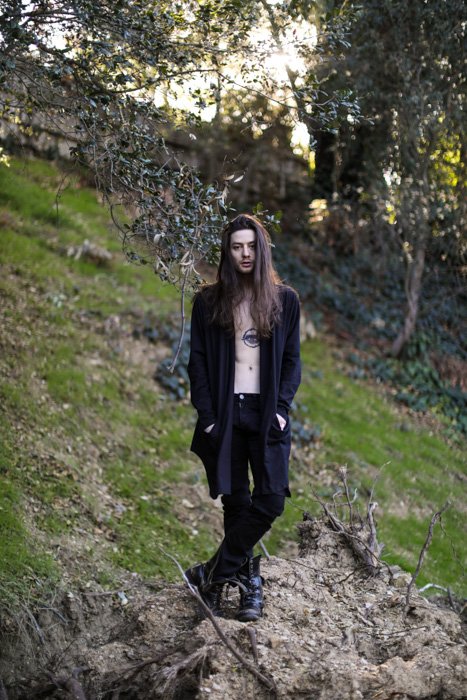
[0,1,260,287]
[316,0,466,355]
[1,1,356,285]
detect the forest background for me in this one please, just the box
[0,0,466,628]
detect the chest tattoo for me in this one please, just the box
[242,328,260,348]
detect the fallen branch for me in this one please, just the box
[403,501,450,619]
[160,548,277,695]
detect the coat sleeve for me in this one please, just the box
[187,294,217,429]
[277,290,301,417]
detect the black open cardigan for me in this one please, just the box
[188,286,301,499]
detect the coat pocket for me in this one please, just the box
[206,421,221,447]
[268,414,290,443]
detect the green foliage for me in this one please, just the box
[353,0,465,252]
[304,0,466,358]
[0,0,363,297]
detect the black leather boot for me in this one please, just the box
[185,557,246,617]
[184,562,224,616]
[237,555,264,622]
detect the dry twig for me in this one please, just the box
[339,466,355,527]
[403,501,450,619]
[367,501,383,568]
[100,648,179,698]
[310,467,394,581]
[246,628,259,664]
[258,538,270,560]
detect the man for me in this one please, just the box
[186,213,301,621]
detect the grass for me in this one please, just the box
[0,428,59,603]
[0,154,465,610]
[266,339,466,593]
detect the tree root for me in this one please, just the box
[153,646,211,698]
[307,467,397,584]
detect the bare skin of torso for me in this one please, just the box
[204,297,285,432]
[233,298,260,394]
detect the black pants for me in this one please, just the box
[211,393,285,581]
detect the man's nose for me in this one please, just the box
[242,246,250,256]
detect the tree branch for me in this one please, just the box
[403,501,450,619]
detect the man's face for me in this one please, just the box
[229,228,256,274]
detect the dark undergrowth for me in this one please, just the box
[274,241,466,438]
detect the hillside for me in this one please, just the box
[0,156,466,696]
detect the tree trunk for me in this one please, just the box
[390,234,427,358]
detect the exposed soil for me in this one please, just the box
[1,518,465,700]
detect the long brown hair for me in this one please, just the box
[202,214,282,337]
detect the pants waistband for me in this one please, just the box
[234,393,260,402]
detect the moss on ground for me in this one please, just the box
[0,156,465,609]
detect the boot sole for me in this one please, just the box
[236,607,263,622]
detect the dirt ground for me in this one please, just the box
[1,517,465,700]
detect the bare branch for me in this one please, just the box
[246,627,259,664]
[418,583,449,594]
[168,262,190,372]
[339,466,354,527]
[403,501,451,618]
[258,538,271,560]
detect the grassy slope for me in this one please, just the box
[0,156,465,608]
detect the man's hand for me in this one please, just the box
[276,413,286,431]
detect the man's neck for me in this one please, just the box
[237,278,254,304]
